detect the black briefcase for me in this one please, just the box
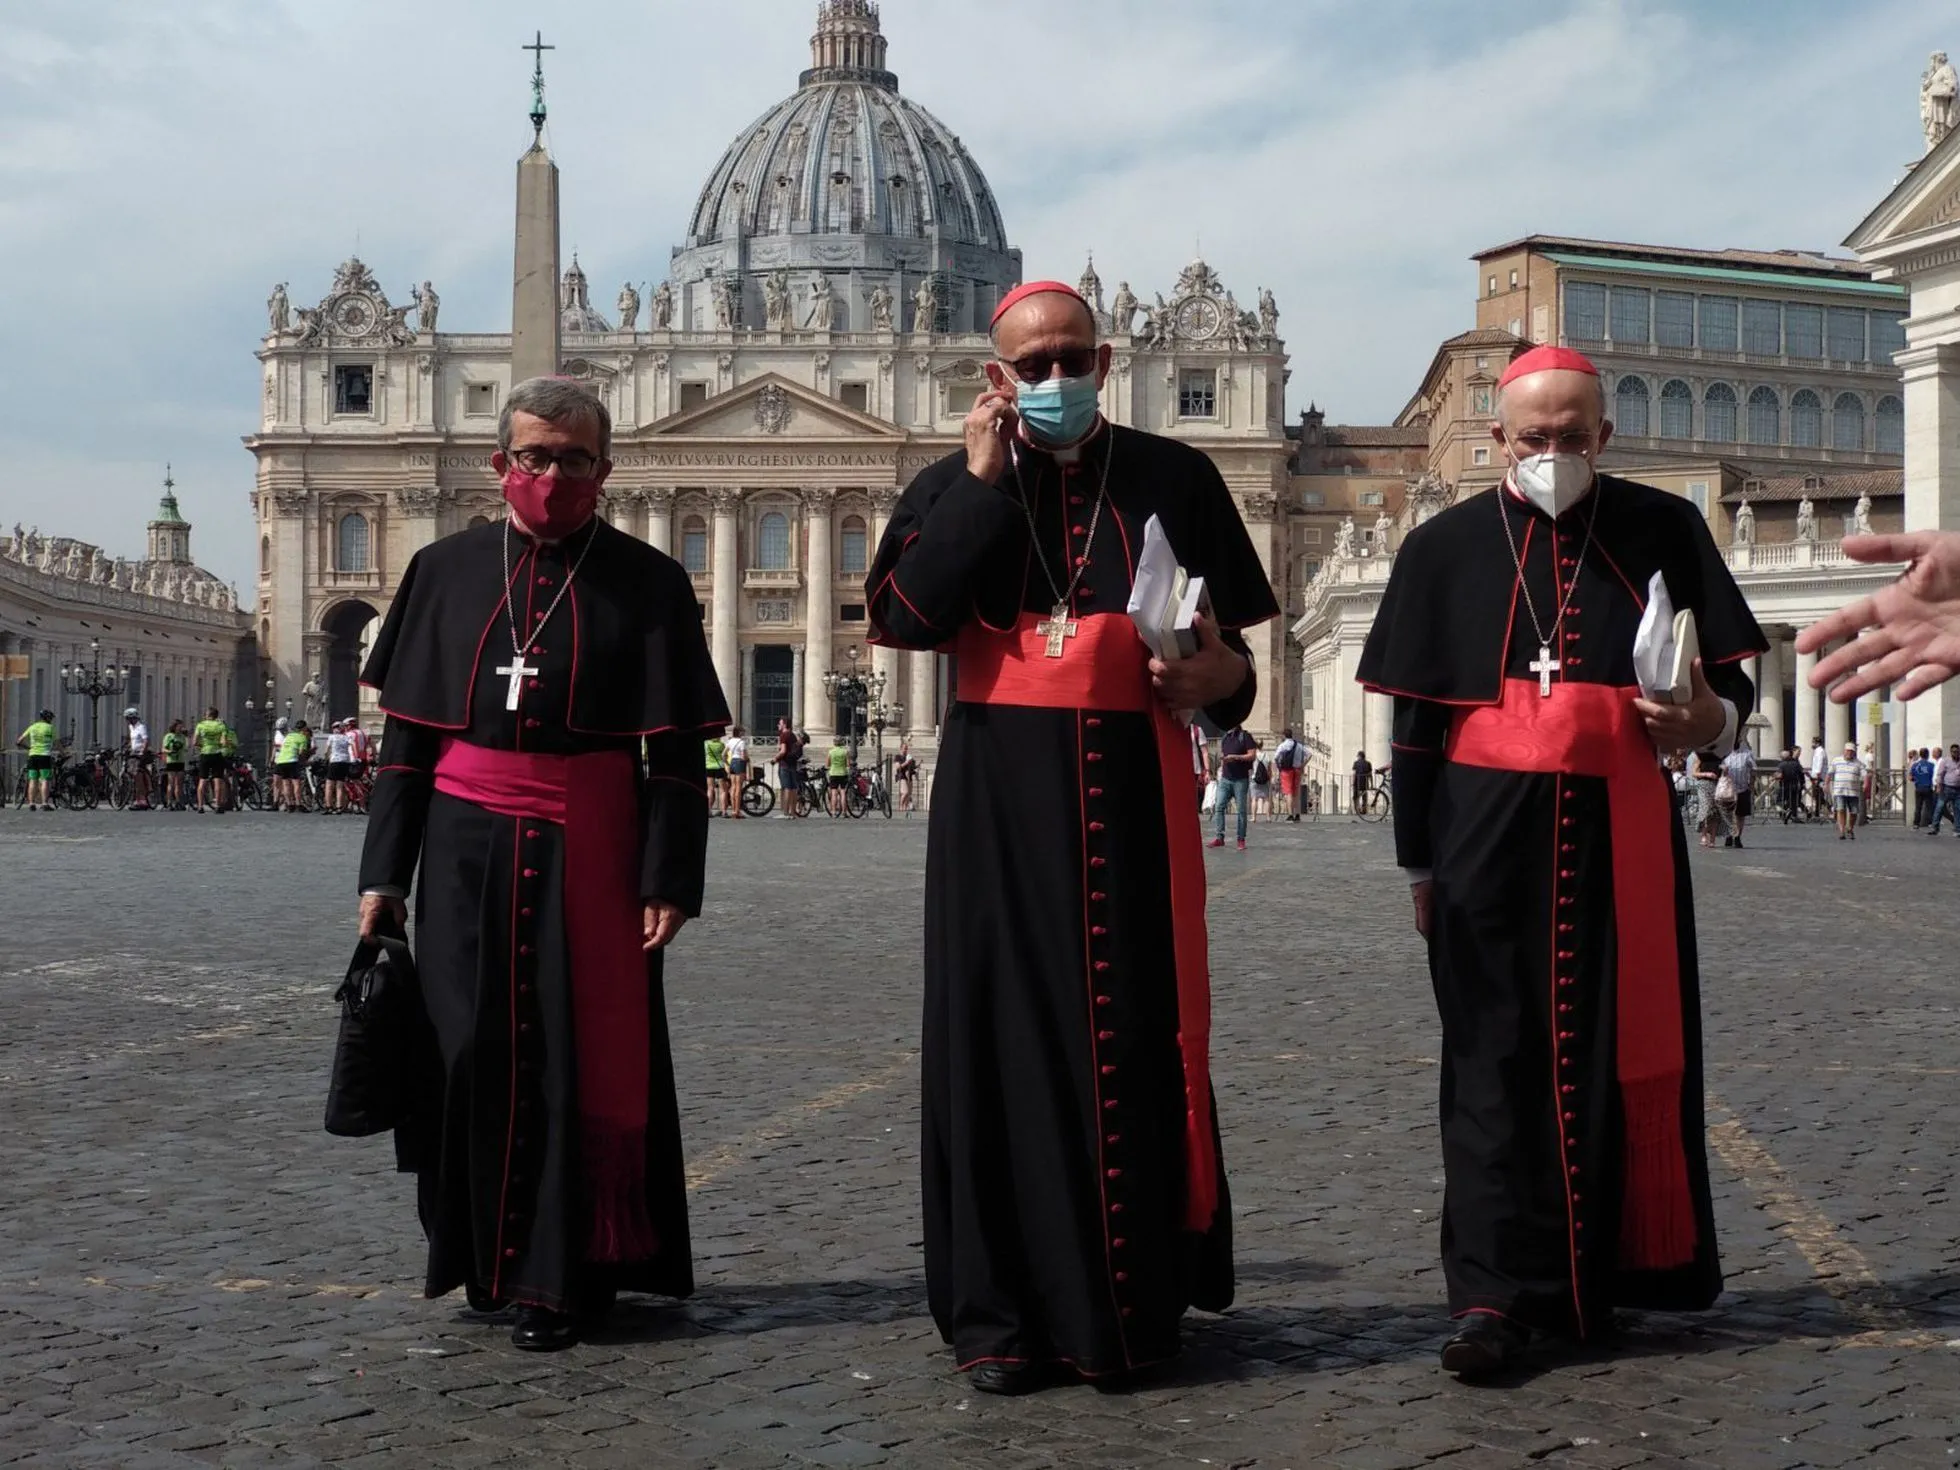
[325,933,424,1138]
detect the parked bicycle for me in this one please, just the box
[1354,769,1391,823]
[739,768,776,818]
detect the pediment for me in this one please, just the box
[1846,128,1960,253]
[641,373,904,441]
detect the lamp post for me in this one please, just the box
[821,645,886,770]
[59,639,127,749]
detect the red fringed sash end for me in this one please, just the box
[1617,1075,1697,1271]
[583,1123,659,1263]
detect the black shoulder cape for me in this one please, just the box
[1357,476,1766,705]
[361,519,729,736]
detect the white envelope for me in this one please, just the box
[1633,570,1699,704]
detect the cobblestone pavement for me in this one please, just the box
[2,803,1957,1469]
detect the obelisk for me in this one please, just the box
[511,32,562,384]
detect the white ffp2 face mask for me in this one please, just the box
[1510,452,1595,519]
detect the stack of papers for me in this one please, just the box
[1127,515,1206,662]
[1633,570,1699,704]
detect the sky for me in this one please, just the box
[0,0,1945,596]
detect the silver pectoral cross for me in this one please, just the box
[1037,603,1079,658]
[1530,644,1561,698]
[497,656,539,711]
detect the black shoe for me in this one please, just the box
[464,1282,504,1314]
[1440,1315,1530,1379]
[511,1307,580,1352]
[968,1360,1046,1396]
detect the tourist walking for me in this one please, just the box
[1720,743,1755,848]
[1357,345,1762,1378]
[1910,748,1936,827]
[1776,747,1806,823]
[1208,724,1256,849]
[724,727,748,818]
[1806,736,1830,817]
[866,278,1277,1392]
[1272,727,1302,821]
[15,708,57,810]
[1931,744,1960,835]
[353,376,727,1351]
[1829,742,1865,840]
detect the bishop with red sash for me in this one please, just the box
[355,378,728,1352]
[868,282,1279,1393]
[1357,347,1766,1377]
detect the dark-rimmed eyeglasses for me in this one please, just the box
[1508,430,1596,456]
[999,349,1100,385]
[508,446,601,478]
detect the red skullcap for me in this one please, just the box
[1497,345,1600,389]
[991,280,1089,329]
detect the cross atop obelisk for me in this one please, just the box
[510,31,562,384]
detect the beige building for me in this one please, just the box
[249,1,1293,746]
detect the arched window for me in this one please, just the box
[839,515,869,575]
[259,535,271,574]
[681,515,709,574]
[1789,389,1823,449]
[756,511,791,570]
[336,513,370,572]
[1832,393,1865,453]
[1658,379,1693,440]
[1745,386,1780,446]
[1876,395,1904,454]
[1703,383,1738,443]
[466,514,492,529]
[1612,376,1650,438]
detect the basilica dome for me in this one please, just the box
[669,0,1020,335]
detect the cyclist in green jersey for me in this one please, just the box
[276,723,311,812]
[192,707,229,814]
[16,709,58,810]
[703,733,727,817]
[161,720,189,810]
[826,738,851,816]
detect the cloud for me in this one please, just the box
[0,0,1943,594]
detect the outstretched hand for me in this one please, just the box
[1797,532,1960,702]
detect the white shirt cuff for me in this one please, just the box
[1403,868,1433,886]
[361,886,406,899]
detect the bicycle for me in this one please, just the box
[852,766,892,820]
[739,769,776,818]
[1354,770,1391,823]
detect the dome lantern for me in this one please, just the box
[802,0,896,92]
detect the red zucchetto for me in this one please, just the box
[1497,345,1600,389]
[990,280,1088,328]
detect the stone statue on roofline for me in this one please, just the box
[1923,51,1958,151]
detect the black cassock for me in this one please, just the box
[868,424,1279,1376]
[358,518,727,1312]
[1358,476,1765,1339]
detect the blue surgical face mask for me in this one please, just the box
[1014,372,1101,446]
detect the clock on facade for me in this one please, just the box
[1175,296,1221,341]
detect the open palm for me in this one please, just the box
[1798,532,1960,701]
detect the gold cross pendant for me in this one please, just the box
[1037,603,1079,658]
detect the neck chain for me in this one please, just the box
[1009,433,1114,613]
[502,516,598,659]
[1497,484,1600,695]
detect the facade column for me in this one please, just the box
[909,651,938,744]
[791,644,806,729]
[739,644,756,732]
[1794,645,1821,754]
[394,486,444,559]
[644,488,674,556]
[1756,638,1785,755]
[868,489,901,714]
[1824,641,1853,753]
[709,489,742,719]
[1897,343,1960,751]
[801,488,836,740]
[1365,689,1393,771]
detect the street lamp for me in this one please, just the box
[59,639,127,749]
[244,675,279,766]
[821,646,887,769]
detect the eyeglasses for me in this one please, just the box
[999,348,1100,384]
[1508,430,1596,456]
[508,446,601,478]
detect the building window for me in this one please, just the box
[1698,296,1739,353]
[1300,527,1322,544]
[1471,446,1491,466]
[1876,395,1904,454]
[839,515,868,575]
[336,513,370,572]
[1659,379,1694,439]
[838,382,869,412]
[1471,387,1492,416]
[1872,312,1907,363]
[465,382,497,416]
[679,381,709,412]
[946,384,981,416]
[1704,383,1738,442]
[1746,385,1781,445]
[1178,369,1217,418]
[259,535,270,574]
[1741,300,1781,356]
[839,603,867,623]
[1790,389,1823,448]
[1655,291,1695,349]
[1832,393,1866,452]
[1563,282,1606,341]
[333,365,373,415]
[1300,491,1324,507]
[1608,287,1650,344]
[1784,304,1824,360]
[1610,375,1649,437]
[1686,481,1710,515]
[1826,308,1866,363]
[1508,269,1519,288]
[1358,490,1385,507]
[756,511,791,570]
[1487,274,1498,297]
[681,516,708,574]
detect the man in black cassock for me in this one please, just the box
[356,377,728,1352]
[867,280,1279,1394]
[1358,346,1765,1378]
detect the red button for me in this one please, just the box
[1098,1030,1115,1041]
[1121,1307,1133,1317]
[504,1248,518,1259]
[1562,1111,1575,1122]
[1086,718,1102,729]
[1561,817,1575,829]
[1106,1169,1122,1179]
[537,577,551,586]
[523,868,538,878]
[1091,891,1106,902]
[1103,1099,1118,1111]
[1560,843,1575,854]
[1558,1004,1573,1015]
[519,945,533,956]
[1558,922,1574,933]
[1085,753,1104,764]
[1106,1134,1121,1146]
[1088,788,1104,798]
[1114,1272,1129,1283]
[1089,822,1105,833]
[1570,1165,1581,1176]
[1072,525,1087,536]
[1095,994,1111,1006]
[1070,495,1085,506]
[521,907,534,917]
[1110,1204,1124,1215]
[1090,857,1106,868]
[1559,869,1575,880]
[524,718,541,729]
[1074,556,1088,567]
[1567,657,1583,668]
[1112,1237,1126,1249]
[1561,1084,1576,1095]
[1092,926,1108,938]
[1079,588,1097,600]
[526,828,540,839]
[1101,1065,1117,1077]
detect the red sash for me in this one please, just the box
[955,612,1219,1234]
[1446,679,1696,1270]
[434,739,657,1263]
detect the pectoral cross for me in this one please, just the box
[1530,644,1561,698]
[1037,603,1079,659]
[497,656,538,711]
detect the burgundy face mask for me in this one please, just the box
[502,466,601,540]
